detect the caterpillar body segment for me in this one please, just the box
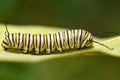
[1,29,93,54]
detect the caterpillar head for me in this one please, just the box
[1,23,12,50]
[84,32,114,50]
[84,33,93,48]
[1,34,11,50]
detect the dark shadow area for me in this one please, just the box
[3,46,94,55]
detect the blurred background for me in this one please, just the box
[0,0,120,80]
[1,0,120,33]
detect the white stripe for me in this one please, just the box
[29,34,33,50]
[74,29,77,44]
[9,34,13,46]
[50,34,54,50]
[16,33,19,48]
[40,34,44,50]
[26,33,29,49]
[36,34,40,49]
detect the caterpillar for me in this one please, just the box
[1,24,114,54]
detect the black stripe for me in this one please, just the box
[79,29,83,49]
[36,34,37,49]
[46,34,48,51]
[27,34,30,52]
[21,34,24,49]
[58,32,63,52]
[12,34,14,47]
[33,34,35,50]
[49,34,52,53]
[18,33,20,48]
[53,34,55,49]
[30,34,33,51]
[66,30,70,49]
[39,34,41,53]
[32,34,34,50]
[3,40,8,45]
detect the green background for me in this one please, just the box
[0,0,120,80]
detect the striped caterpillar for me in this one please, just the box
[1,24,113,54]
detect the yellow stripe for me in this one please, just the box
[13,33,17,48]
[29,34,33,51]
[51,34,55,52]
[82,31,88,42]
[54,33,59,51]
[62,32,67,50]
[34,34,39,52]
[10,34,14,48]
[2,39,10,48]
[70,30,74,48]
[81,31,89,48]
[19,34,24,49]
[75,29,79,48]
[5,37,9,45]
[1,43,9,49]
[45,34,48,50]
[2,34,10,49]
[29,34,33,52]
[23,33,26,50]
[34,34,37,49]
[40,34,46,52]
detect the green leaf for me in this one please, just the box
[0,24,119,63]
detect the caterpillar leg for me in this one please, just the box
[22,48,28,53]
[4,48,8,51]
[1,44,9,51]
[46,51,51,54]
[22,50,27,53]
[34,51,40,54]
[58,49,64,53]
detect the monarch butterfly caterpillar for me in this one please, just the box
[1,24,114,54]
